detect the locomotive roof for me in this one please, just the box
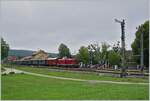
[47,58,57,60]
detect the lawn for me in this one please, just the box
[1,74,149,100]
[4,64,149,83]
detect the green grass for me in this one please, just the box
[2,74,149,100]
[5,65,149,83]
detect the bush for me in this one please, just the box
[9,72,15,74]
[21,72,25,74]
[1,68,6,72]
[2,73,7,76]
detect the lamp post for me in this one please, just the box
[115,19,126,77]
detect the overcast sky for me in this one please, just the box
[0,0,149,54]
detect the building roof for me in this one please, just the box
[20,49,48,60]
[20,56,32,61]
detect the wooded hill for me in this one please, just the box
[9,49,58,58]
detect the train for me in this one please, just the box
[14,58,79,67]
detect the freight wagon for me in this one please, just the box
[14,58,78,67]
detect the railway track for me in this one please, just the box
[47,66,149,77]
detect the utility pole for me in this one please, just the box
[140,32,144,72]
[135,26,144,72]
[90,50,92,65]
[115,19,126,77]
[88,45,93,66]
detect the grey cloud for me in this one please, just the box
[0,0,149,53]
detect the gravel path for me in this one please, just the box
[3,68,149,85]
[2,68,24,74]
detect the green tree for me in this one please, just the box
[1,37,9,60]
[101,42,110,63]
[112,41,120,53]
[87,42,110,65]
[88,43,101,64]
[108,51,121,66]
[131,20,149,68]
[58,43,71,58]
[76,46,90,65]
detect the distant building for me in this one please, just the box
[31,49,49,60]
[20,49,48,60]
[7,56,17,61]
